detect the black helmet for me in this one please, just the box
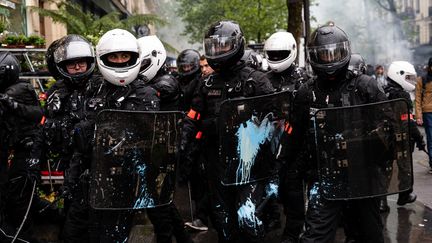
[348,53,366,75]
[0,51,20,90]
[46,39,62,80]
[307,24,351,78]
[53,34,95,86]
[204,20,245,70]
[176,49,200,78]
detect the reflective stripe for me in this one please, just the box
[284,122,293,134]
[195,131,202,139]
[40,116,46,125]
[400,114,414,121]
[187,109,200,120]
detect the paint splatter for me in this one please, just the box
[235,113,283,184]
[237,196,263,234]
[131,152,155,209]
[265,181,279,198]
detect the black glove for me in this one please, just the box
[0,93,16,110]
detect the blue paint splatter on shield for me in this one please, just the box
[235,114,278,184]
[237,195,263,234]
[131,151,155,209]
[265,181,278,198]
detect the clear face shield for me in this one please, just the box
[405,73,417,86]
[54,41,94,64]
[204,36,239,58]
[265,50,291,62]
[308,41,350,65]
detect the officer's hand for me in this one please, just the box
[0,93,16,110]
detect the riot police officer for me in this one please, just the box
[138,35,181,112]
[382,61,422,210]
[263,31,307,241]
[182,20,274,243]
[43,34,97,242]
[176,49,201,111]
[137,35,193,243]
[63,29,160,243]
[287,24,386,243]
[0,51,43,242]
[44,34,96,189]
[264,31,306,92]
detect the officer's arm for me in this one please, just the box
[4,84,43,122]
[252,71,275,96]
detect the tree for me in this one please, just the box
[177,0,287,44]
[30,1,165,45]
[287,0,303,49]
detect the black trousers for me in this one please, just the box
[189,154,211,225]
[0,146,37,242]
[301,182,384,243]
[147,203,193,243]
[63,200,134,243]
[279,166,305,241]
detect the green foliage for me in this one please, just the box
[30,1,165,45]
[2,34,46,47]
[16,34,28,45]
[177,0,287,43]
[4,35,17,45]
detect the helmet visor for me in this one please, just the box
[178,63,197,74]
[308,41,350,65]
[140,58,152,72]
[54,41,94,64]
[405,74,417,85]
[266,50,291,62]
[204,36,238,58]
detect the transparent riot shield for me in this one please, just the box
[219,90,292,186]
[313,99,413,200]
[89,110,181,210]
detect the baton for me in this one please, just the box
[187,181,194,222]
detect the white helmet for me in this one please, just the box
[264,31,297,73]
[96,29,141,86]
[137,35,167,81]
[387,61,417,92]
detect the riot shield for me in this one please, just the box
[313,99,413,200]
[89,110,181,210]
[219,90,292,186]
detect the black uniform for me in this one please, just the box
[63,76,160,243]
[0,79,43,242]
[149,70,181,111]
[384,80,424,201]
[183,62,274,242]
[145,71,194,243]
[266,65,306,240]
[267,65,306,92]
[290,73,386,243]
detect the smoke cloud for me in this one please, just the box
[311,0,414,66]
[154,0,201,57]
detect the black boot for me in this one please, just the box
[397,192,417,206]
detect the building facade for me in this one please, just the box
[2,0,156,46]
